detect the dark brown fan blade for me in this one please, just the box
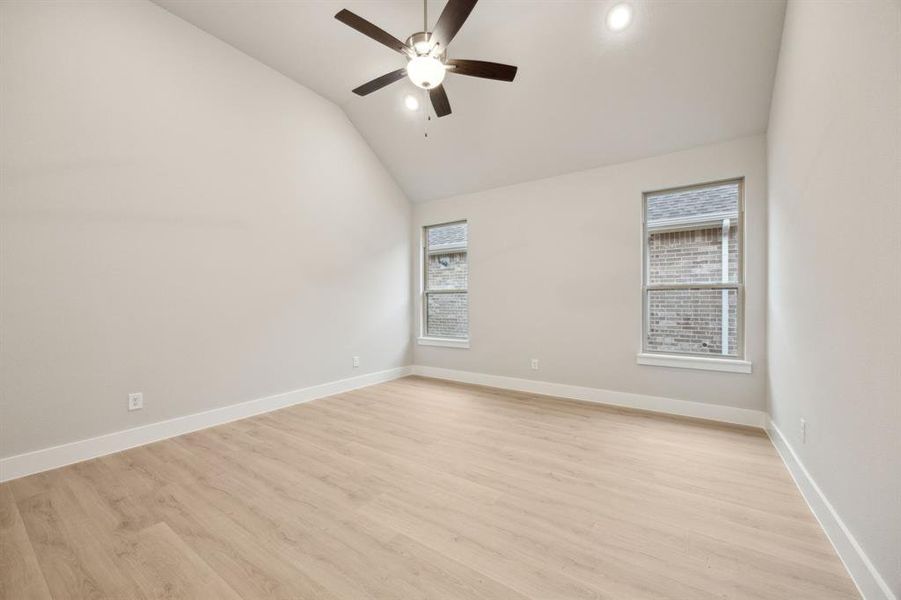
[446,59,517,82]
[352,69,407,96]
[335,9,409,55]
[431,0,478,50]
[429,85,452,117]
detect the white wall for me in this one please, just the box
[413,135,767,413]
[0,0,411,459]
[767,0,901,597]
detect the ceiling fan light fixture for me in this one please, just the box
[407,55,446,89]
[606,3,633,31]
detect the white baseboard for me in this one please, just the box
[411,365,766,428]
[767,420,896,600]
[0,366,413,483]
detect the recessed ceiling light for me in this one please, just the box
[606,3,633,31]
[404,94,420,111]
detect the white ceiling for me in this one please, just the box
[154,0,786,202]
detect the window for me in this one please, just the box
[421,221,468,344]
[642,180,744,362]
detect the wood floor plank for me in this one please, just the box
[170,427,527,599]
[0,486,52,600]
[15,485,148,599]
[0,376,859,599]
[270,390,835,566]
[116,521,242,600]
[145,483,345,600]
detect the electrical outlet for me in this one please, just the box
[128,392,143,411]
[800,418,807,444]
[530,358,539,370]
[352,356,360,368]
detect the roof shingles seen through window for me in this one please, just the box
[427,222,467,252]
[646,182,739,226]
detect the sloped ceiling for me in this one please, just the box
[154,0,786,202]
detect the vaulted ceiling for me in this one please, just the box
[154,0,786,202]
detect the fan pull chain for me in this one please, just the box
[423,88,430,138]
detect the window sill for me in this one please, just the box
[418,337,470,349]
[636,353,752,374]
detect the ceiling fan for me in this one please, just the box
[334,0,517,117]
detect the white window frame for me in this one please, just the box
[638,178,751,373]
[418,220,469,348]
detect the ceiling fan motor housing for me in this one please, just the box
[406,32,446,58]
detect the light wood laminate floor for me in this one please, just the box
[1,376,858,599]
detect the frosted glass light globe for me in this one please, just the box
[407,56,446,89]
